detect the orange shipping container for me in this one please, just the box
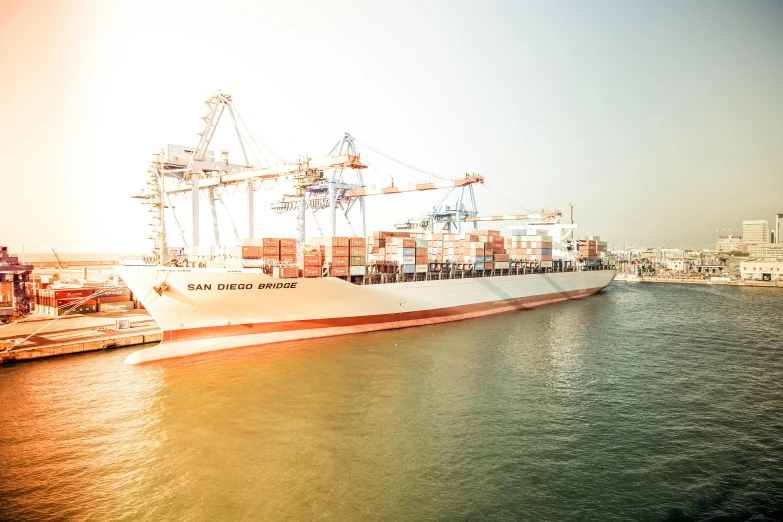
[303,267,322,277]
[331,266,349,276]
[262,247,280,257]
[96,295,132,304]
[327,256,349,267]
[242,246,261,259]
[303,255,322,267]
[279,238,297,248]
[273,266,299,279]
[322,246,349,257]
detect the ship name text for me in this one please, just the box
[187,282,298,291]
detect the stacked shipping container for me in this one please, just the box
[577,237,606,261]
[32,286,135,316]
[233,227,563,281]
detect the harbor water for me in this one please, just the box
[1,283,781,521]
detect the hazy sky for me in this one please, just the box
[1,0,781,253]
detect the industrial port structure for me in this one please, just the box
[133,92,562,266]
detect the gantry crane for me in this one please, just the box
[134,93,486,262]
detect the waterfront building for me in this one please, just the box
[0,246,34,317]
[777,214,783,244]
[742,220,769,245]
[740,260,783,281]
[716,235,744,253]
[748,243,783,261]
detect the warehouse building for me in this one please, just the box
[740,260,783,281]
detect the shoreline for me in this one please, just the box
[615,277,782,288]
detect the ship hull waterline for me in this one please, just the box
[115,266,616,365]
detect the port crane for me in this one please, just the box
[134,92,485,263]
[51,249,66,269]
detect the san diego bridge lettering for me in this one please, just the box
[187,282,298,291]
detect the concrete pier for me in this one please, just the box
[0,311,161,363]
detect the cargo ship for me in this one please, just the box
[118,231,615,364]
[121,92,615,364]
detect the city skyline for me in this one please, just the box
[2,0,782,254]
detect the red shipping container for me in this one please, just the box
[303,255,322,267]
[242,246,261,259]
[327,256,349,267]
[402,239,415,248]
[331,266,349,276]
[280,247,296,256]
[97,295,132,304]
[262,246,280,257]
[273,266,299,279]
[279,238,297,248]
[57,298,97,307]
[303,267,322,278]
[323,246,349,257]
[350,247,365,256]
[262,238,280,247]
[53,288,92,298]
[349,237,367,247]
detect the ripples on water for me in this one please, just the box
[1,283,782,521]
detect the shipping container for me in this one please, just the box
[272,266,299,279]
[326,256,349,267]
[52,288,93,299]
[331,266,349,276]
[262,246,280,257]
[97,301,134,312]
[303,255,322,267]
[303,267,322,278]
[242,246,261,259]
[349,265,367,276]
[97,295,132,304]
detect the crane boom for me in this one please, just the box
[164,153,367,195]
[346,174,484,198]
[51,248,65,269]
[466,211,561,223]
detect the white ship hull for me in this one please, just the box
[115,267,616,364]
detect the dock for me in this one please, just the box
[0,310,161,363]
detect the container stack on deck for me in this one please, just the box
[349,237,367,276]
[241,237,297,266]
[236,227,561,281]
[577,236,607,262]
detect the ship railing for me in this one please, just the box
[119,256,158,266]
[355,260,616,285]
